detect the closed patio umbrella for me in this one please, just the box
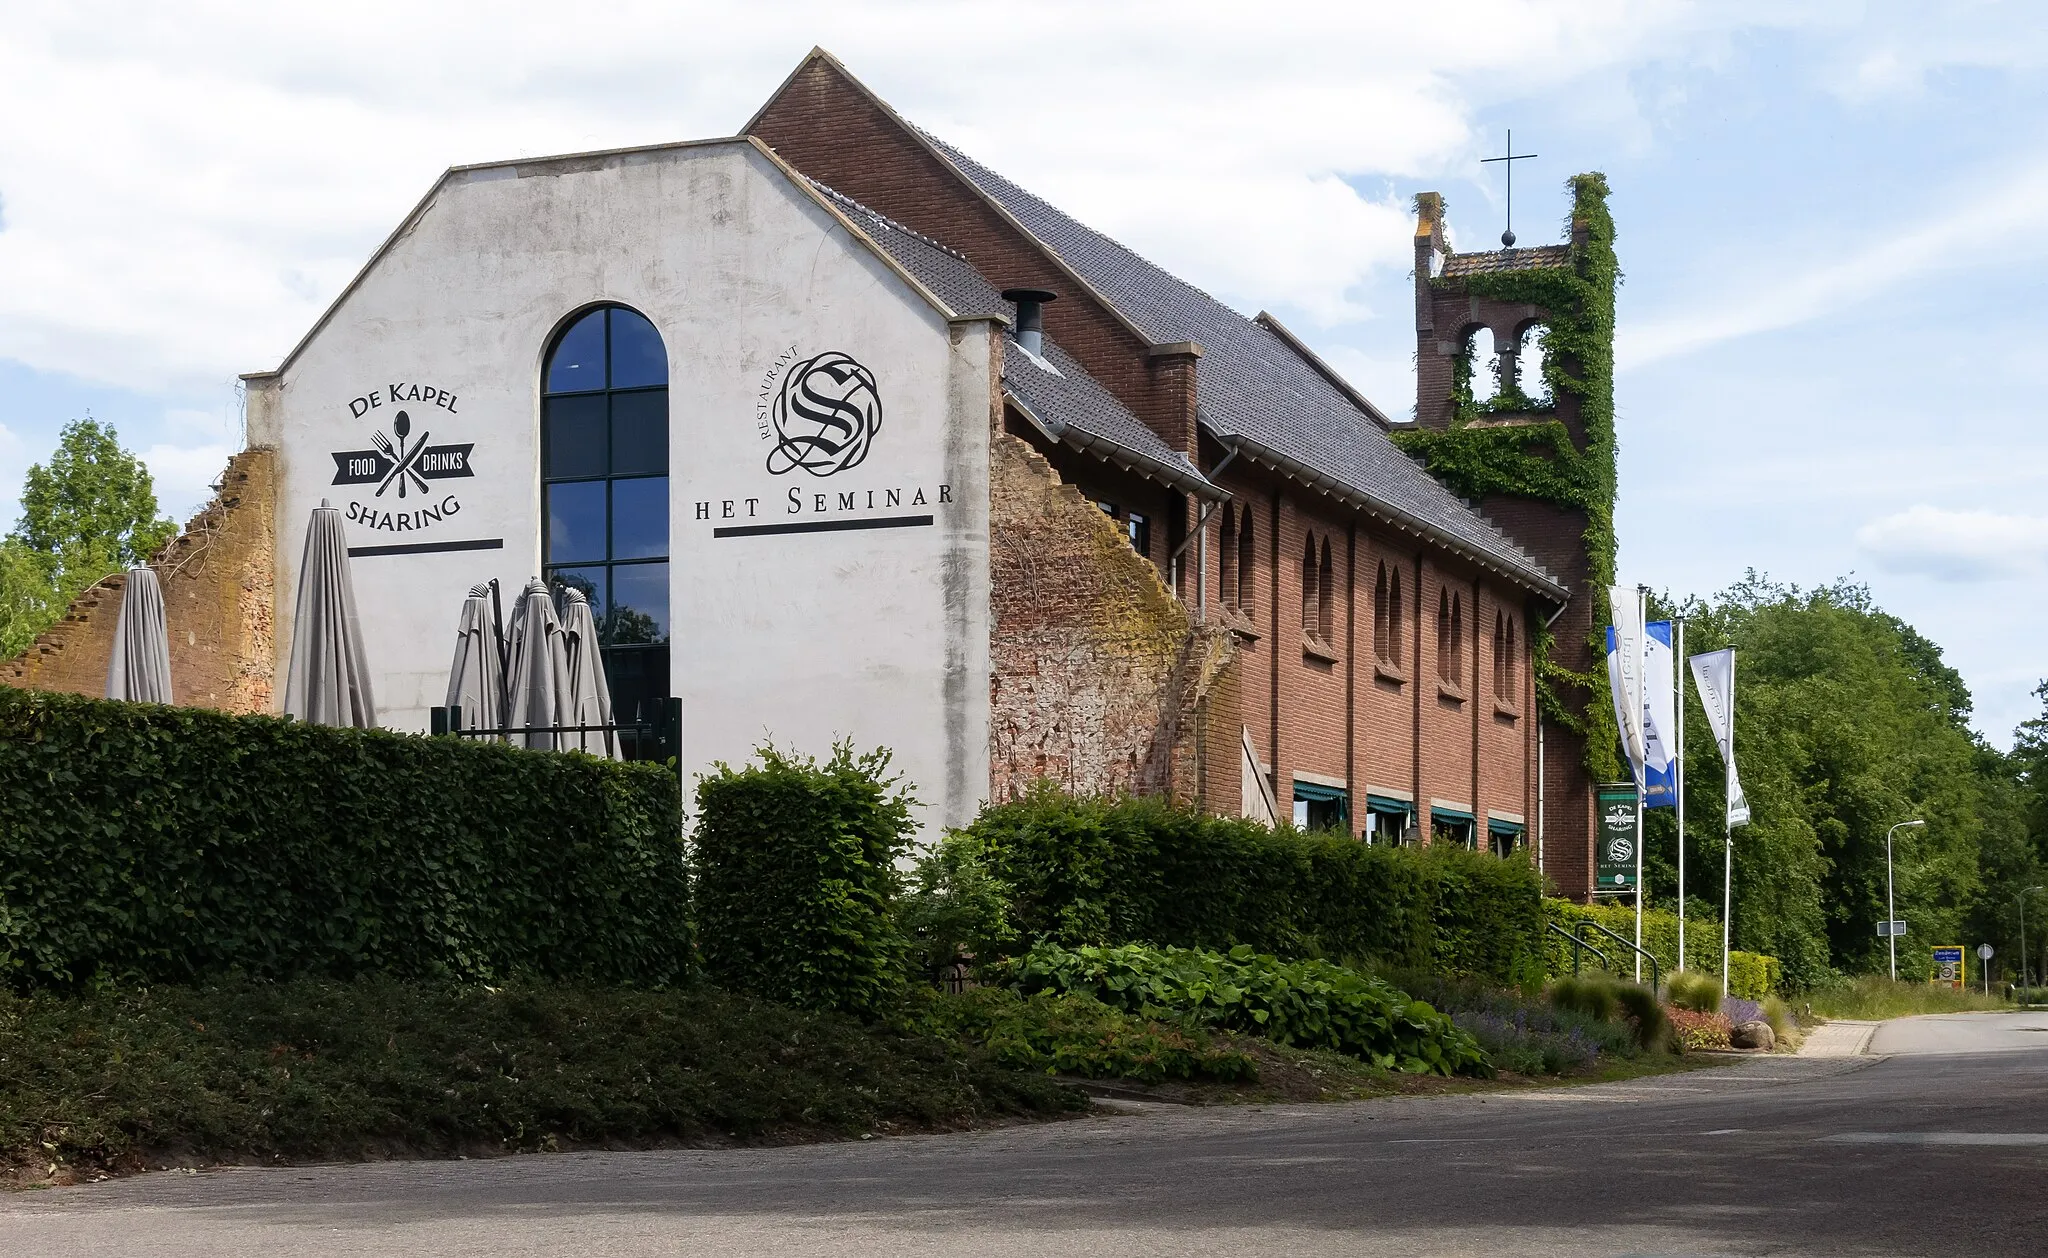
[283,501,377,728]
[105,566,174,704]
[444,583,505,734]
[504,578,569,750]
[559,586,616,758]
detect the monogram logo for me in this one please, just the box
[765,351,882,478]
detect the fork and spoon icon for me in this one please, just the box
[373,411,433,498]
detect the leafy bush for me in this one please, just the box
[1722,995,1764,1026]
[1666,1005,1733,1051]
[0,686,687,991]
[1667,970,1723,1014]
[917,987,1256,1083]
[1450,1010,1599,1075]
[1007,941,1491,1077]
[955,786,1544,983]
[1728,951,1782,999]
[0,976,1083,1180]
[1380,967,1638,1063]
[897,831,1016,976]
[692,743,914,1019]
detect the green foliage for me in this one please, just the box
[1666,970,1722,1014]
[917,987,1257,1083]
[0,686,688,990]
[1394,174,1621,777]
[1802,974,2008,1020]
[1761,995,1792,1037]
[0,977,1082,1179]
[1728,951,1781,1000]
[1648,575,2025,988]
[897,830,1017,975]
[1007,941,1492,1077]
[1548,975,1670,1052]
[956,785,1545,984]
[692,743,916,1019]
[1,420,179,659]
[1665,1005,1732,1051]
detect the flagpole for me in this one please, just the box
[1722,650,1735,999]
[1675,616,1686,973]
[1634,586,1647,984]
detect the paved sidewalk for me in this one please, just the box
[1798,1018,1878,1056]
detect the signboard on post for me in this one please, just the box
[1877,920,1908,938]
[1595,784,1638,895]
[1931,946,1964,990]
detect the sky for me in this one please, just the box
[2,1,2045,743]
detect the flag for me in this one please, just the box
[1689,648,1750,826]
[1606,586,1647,784]
[1642,621,1679,808]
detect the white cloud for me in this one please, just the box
[1619,159,2048,370]
[1856,505,2048,582]
[0,1,1780,394]
[142,442,235,526]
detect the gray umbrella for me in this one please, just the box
[105,565,174,703]
[283,501,377,727]
[504,578,569,751]
[558,586,616,758]
[444,583,505,734]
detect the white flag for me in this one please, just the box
[1689,648,1750,826]
[1643,621,1677,778]
[1607,586,1647,782]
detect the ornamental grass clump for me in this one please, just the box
[1547,975,1671,1053]
[1666,970,1723,1014]
[1006,942,1491,1077]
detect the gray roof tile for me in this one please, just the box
[918,134,1563,596]
[1441,245,1572,278]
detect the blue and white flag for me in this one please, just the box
[1606,619,1678,807]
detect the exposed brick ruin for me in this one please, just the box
[0,447,277,713]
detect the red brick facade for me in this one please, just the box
[750,51,1592,892]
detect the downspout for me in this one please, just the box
[1168,439,1242,617]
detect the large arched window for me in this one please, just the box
[542,304,670,749]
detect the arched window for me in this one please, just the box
[1373,562,1390,662]
[1450,592,1464,686]
[1218,505,1238,613]
[1439,588,1465,687]
[1318,538,1334,643]
[1387,565,1403,668]
[541,304,670,749]
[1237,508,1256,613]
[1301,534,1319,638]
[1467,326,1499,404]
[1492,609,1506,694]
[1505,613,1518,695]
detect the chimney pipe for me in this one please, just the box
[1002,288,1058,357]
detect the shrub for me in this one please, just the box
[958,786,1544,983]
[1450,1010,1600,1075]
[1548,975,1670,1052]
[1666,1005,1733,1051]
[1722,996,1764,1026]
[1007,941,1492,1077]
[1667,970,1723,1014]
[1761,995,1792,1036]
[1728,951,1781,999]
[917,987,1256,1083]
[1545,899,1782,998]
[898,832,1017,976]
[692,743,914,1019]
[0,686,687,991]
[1383,967,1637,1061]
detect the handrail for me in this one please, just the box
[1573,919,1661,992]
[1546,921,1608,977]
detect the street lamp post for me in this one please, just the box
[2020,886,2044,991]
[1885,819,1924,982]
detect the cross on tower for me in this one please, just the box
[1480,130,1538,248]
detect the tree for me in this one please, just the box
[0,419,176,658]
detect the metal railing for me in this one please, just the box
[1548,921,1610,977]
[1571,918,1662,992]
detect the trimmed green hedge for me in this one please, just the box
[956,786,1544,984]
[0,686,688,990]
[692,744,914,1019]
[1545,899,1780,995]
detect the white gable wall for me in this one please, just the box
[246,140,994,834]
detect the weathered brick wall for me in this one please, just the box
[0,447,277,713]
[989,432,1231,801]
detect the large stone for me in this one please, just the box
[1731,1019,1776,1051]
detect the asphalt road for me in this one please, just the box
[6,1013,2047,1257]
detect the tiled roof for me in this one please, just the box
[918,134,1565,597]
[811,181,1217,498]
[1441,245,1572,278]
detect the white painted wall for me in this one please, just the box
[248,140,994,835]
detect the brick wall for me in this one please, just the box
[0,447,277,713]
[989,432,1230,801]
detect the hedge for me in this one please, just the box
[0,686,688,990]
[957,786,1545,984]
[1545,899,1779,996]
[692,744,914,1018]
